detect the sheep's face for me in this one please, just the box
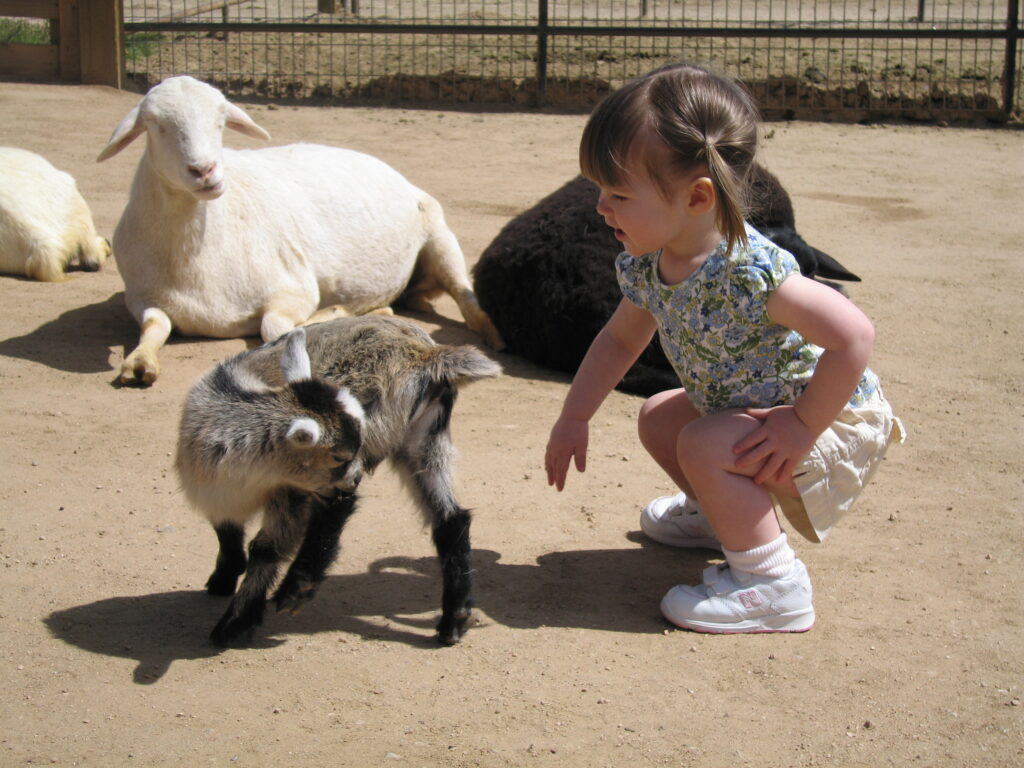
[274,381,366,495]
[142,82,230,200]
[98,76,270,199]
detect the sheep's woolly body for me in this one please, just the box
[116,143,432,338]
[0,147,110,281]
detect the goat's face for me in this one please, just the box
[97,76,270,200]
[275,380,366,494]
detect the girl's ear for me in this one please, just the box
[686,177,716,215]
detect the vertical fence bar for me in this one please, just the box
[536,0,548,105]
[1005,0,1020,115]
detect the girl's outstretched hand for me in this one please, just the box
[733,405,816,485]
[545,417,589,491]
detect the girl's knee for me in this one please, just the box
[637,395,665,449]
[676,412,754,472]
[637,389,695,449]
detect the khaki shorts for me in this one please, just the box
[775,389,906,543]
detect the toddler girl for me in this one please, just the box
[544,63,904,633]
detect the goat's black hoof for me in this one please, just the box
[435,610,471,646]
[273,577,318,614]
[205,570,240,596]
[209,604,263,647]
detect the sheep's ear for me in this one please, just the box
[97,103,145,162]
[285,417,321,447]
[335,387,366,425]
[280,328,311,383]
[225,102,271,141]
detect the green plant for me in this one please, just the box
[0,19,50,45]
[124,32,165,62]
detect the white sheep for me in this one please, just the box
[0,146,110,282]
[97,75,502,386]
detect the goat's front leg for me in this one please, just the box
[205,522,246,596]
[210,490,307,647]
[274,490,358,614]
[119,307,172,386]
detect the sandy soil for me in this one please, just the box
[0,81,1022,767]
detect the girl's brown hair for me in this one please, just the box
[580,62,760,255]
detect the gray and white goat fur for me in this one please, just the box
[98,75,502,386]
[176,315,501,647]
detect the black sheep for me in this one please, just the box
[472,166,859,396]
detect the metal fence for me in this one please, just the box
[123,1,1023,121]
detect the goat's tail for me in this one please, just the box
[427,345,502,386]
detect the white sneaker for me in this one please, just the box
[660,559,815,634]
[640,492,721,550]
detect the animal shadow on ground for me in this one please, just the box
[44,540,714,683]
[0,290,264,380]
[0,292,132,374]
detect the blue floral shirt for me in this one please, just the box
[615,224,879,415]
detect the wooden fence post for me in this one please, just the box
[57,0,80,81]
[77,0,123,88]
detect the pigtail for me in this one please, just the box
[703,141,750,256]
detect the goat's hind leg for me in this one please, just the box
[210,490,308,647]
[274,490,358,614]
[205,522,247,596]
[398,384,475,645]
[432,507,473,646]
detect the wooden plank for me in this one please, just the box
[0,41,59,80]
[57,0,79,81]
[156,0,249,23]
[0,0,59,18]
[77,0,122,88]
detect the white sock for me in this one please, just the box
[723,533,796,579]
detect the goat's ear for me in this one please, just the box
[225,102,271,141]
[285,417,321,447]
[97,103,145,162]
[280,328,312,383]
[335,387,366,425]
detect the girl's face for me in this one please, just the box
[594,171,687,258]
[592,137,700,259]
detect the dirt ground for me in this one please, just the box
[0,81,1022,767]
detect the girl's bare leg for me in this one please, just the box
[676,410,799,552]
[636,388,702,496]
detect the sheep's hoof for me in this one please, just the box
[273,577,318,615]
[118,356,158,387]
[474,318,505,352]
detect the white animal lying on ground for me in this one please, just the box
[0,146,110,281]
[97,75,502,386]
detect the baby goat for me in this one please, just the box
[176,316,501,647]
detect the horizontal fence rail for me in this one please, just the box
[117,1,1022,121]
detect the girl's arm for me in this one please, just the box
[545,298,658,491]
[735,273,875,484]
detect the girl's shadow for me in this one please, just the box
[44,539,714,683]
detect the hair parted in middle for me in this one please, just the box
[579,62,761,256]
